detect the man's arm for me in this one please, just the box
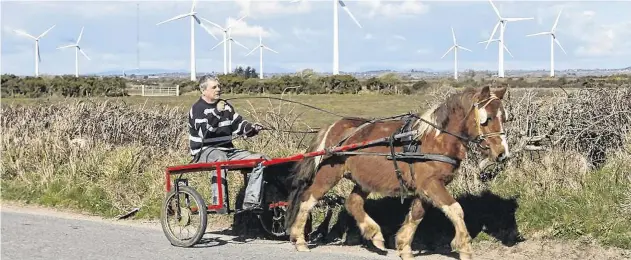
[225,102,258,137]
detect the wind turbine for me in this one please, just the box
[202,15,249,74]
[291,0,362,75]
[245,32,279,79]
[57,27,90,77]
[13,25,56,77]
[440,27,472,80]
[156,0,219,81]
[484,0,534,77]
[526,9,566,77]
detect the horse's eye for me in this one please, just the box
[481,117,491,126]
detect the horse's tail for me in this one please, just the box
[284,125,330,232]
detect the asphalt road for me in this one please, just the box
[0,206,451,260]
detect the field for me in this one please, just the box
[2,83,631,254]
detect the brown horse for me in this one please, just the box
[284,85,509,260]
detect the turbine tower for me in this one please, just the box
[156,0,219,81]
[526,9,566,77]
[440,27,472,80]
[484,0,533,77]
[291,0,362,75]
[245,32,279,79]
[13,25,56,77]
[203,15,249,74]
[57,27,90,77]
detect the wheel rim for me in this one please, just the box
[258,205,288,237]
[164,190,203,242]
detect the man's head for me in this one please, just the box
[198,75,221,103]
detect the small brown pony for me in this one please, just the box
[284,85,509,260]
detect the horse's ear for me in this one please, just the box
[479,85,491,100]
[494,86,508,99]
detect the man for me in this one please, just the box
[188,75,267,214]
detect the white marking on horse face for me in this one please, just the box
[498,110,510,158]
[314,123,336,171]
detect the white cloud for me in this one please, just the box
[558,7,631,57]
[234,0,313,17]
[208,17,274,38]
[364,33,374,40]
[359,0,429,19]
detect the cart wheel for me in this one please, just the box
[160,186,208,247]
[257,204,288,238]
[257,203,313,240]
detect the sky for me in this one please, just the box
[2,0,631,76]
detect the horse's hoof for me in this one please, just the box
[295,243,310,252]
[399,252,415,260]
[372,239,387,251]
[458,251,473,260]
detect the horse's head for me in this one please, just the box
[467,85,510,163]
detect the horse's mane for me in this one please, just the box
[414,87,477,139]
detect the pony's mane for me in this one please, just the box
[413,87,477,139]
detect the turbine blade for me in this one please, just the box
[231,39,249,50]
[210,38,227,50]
[190,0,197,13]
[199,17,225,31]
[441,46,455,59]
[38,25,56,39]
[451,26,456,44]
[478,39,498,44]
[526,32,550,37]
[228,14,248,29]
[79,48,90,60]
[505,17,534,22]
[37,44,41,62]
[458,46,473,52]
[245,46,258,56]
[503,43,514,58]
[264,46,279,53]
[486,22,500,49]
[552,8,563,32]
[77,26,84,44]
[156,13,190,25]
[13,30,37,40]
[339,0,362,28]
[57,44,76,49]
[195,16,218,40]
[489,0,501,18]
[555,38,567,55]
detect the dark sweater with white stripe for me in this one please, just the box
[188,97,255,156]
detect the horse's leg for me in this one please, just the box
[395,196,425,260]
[422,179,473,260]
[289,165,343,252]
[345,184,387,251]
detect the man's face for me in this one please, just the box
[202,80,221,101]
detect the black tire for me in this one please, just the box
[160,185,208,247]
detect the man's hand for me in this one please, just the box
[216,100,226,111]
[253,123,264,132]
[244,123,264,138]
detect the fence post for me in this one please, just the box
[176,85,180,96]
[142,85,145,96]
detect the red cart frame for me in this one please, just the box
[163,129,419,211]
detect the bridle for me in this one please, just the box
[469,93,506,150]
